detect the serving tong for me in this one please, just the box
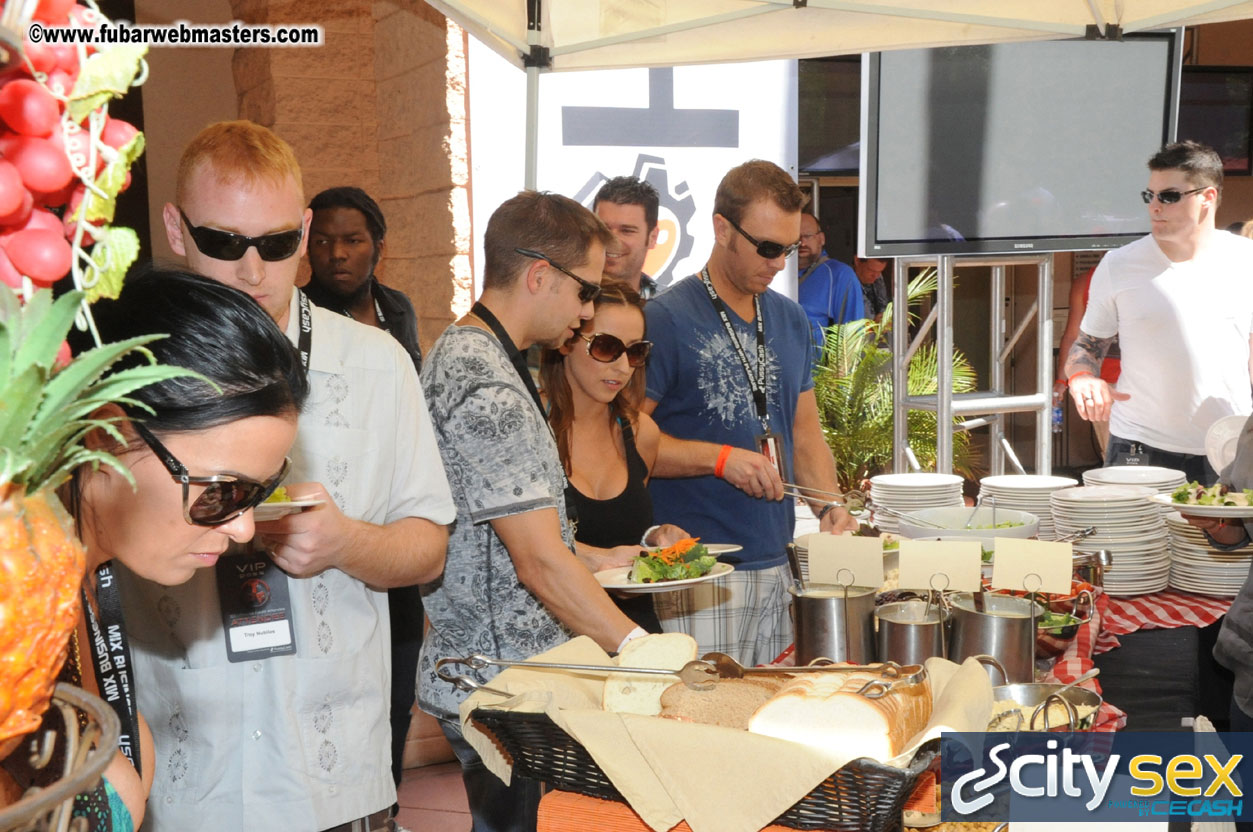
[436,652,925,698]
[782,484,866,515]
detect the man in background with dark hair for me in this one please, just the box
[1065,139,1253,481]
[593,175,661,299]
[643,160,858,667]
[418,191,641,832]
[797,211,865,345]
[305,186,422,372]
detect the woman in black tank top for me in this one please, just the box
[540,281,688,631]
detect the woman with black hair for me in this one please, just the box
[5,268,307,830]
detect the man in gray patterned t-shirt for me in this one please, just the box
[419,191,639,832]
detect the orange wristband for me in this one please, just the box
[1067,371,1094,384]
[714,444,733,479]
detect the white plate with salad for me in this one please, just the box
[1155,481,1253,518]
[595,562,735,594]
[594,537,735,593]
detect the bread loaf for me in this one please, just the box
[747,671,931,761]
[602,633,698,715]
[659,677,788,729]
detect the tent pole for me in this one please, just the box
[525,63,539,189]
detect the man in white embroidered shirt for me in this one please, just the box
[114,121,456,831]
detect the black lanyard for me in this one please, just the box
[328,280,387,328]
[471,302,546,417]
[469,302,577,525]
[84,564,142,776]
[296,289,313,371]
[698,268,770,432]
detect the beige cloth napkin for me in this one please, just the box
[457,638,994,832]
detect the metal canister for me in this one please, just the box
[875,599,949,665]
[789,583,876,665]
[947,592,1036,683]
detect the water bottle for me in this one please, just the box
[1052,385,1065,434]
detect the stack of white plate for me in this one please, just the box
[1082,466,1187,515]
[1050,484,1169,596]
[1165,512,1252,596]
[869,472,965,534]
[978,474,1079,541]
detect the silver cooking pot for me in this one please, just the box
[947,592,1036,683]
[789,583,876,665]
[875,599,949,665]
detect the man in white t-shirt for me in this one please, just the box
[1064,140,1253,483]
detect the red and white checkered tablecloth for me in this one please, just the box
[1094,589,1234,653]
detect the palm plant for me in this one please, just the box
[813,269,978,492]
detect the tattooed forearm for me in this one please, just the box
[1063,332,1114,379]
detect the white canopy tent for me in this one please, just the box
[425,0,1253,185]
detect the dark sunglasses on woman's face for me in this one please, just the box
[133,421,291,527]
[179,208,304,262]
[580,332,652,367]
[723,214,801,260]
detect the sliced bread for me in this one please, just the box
[658,677,788,729]
[747,671,932,761]
[602,633,698,715]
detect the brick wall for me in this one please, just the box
[230,0,472,353]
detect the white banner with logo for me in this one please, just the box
[468,37,799,298]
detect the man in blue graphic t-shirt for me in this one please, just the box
[644,159,858,667]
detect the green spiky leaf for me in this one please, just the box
[0,286,203,496]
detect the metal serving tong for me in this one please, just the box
[435,653,925,699]
[1055,526,1096,544]
[781,484,866,514]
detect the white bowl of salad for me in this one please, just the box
[896,506,1040,543]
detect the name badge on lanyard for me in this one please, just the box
[217,553,297,662]
[1113,442,1145,467]
[757,431,785,481]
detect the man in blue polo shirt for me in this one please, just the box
[644,160,859,667]
[797,211,864,347]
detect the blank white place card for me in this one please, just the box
[805,534,885,588]
[897,540,982,592]
[990,538,1072,594]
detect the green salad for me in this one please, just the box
[1171,481,1253,507]
[973,520,1025,529]
[629,538,716,583]
[1037,610,1079,631]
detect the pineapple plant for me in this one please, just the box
[0,285,193,760]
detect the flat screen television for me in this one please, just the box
[859,32,1182,258]
[1178,66,1252,175]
